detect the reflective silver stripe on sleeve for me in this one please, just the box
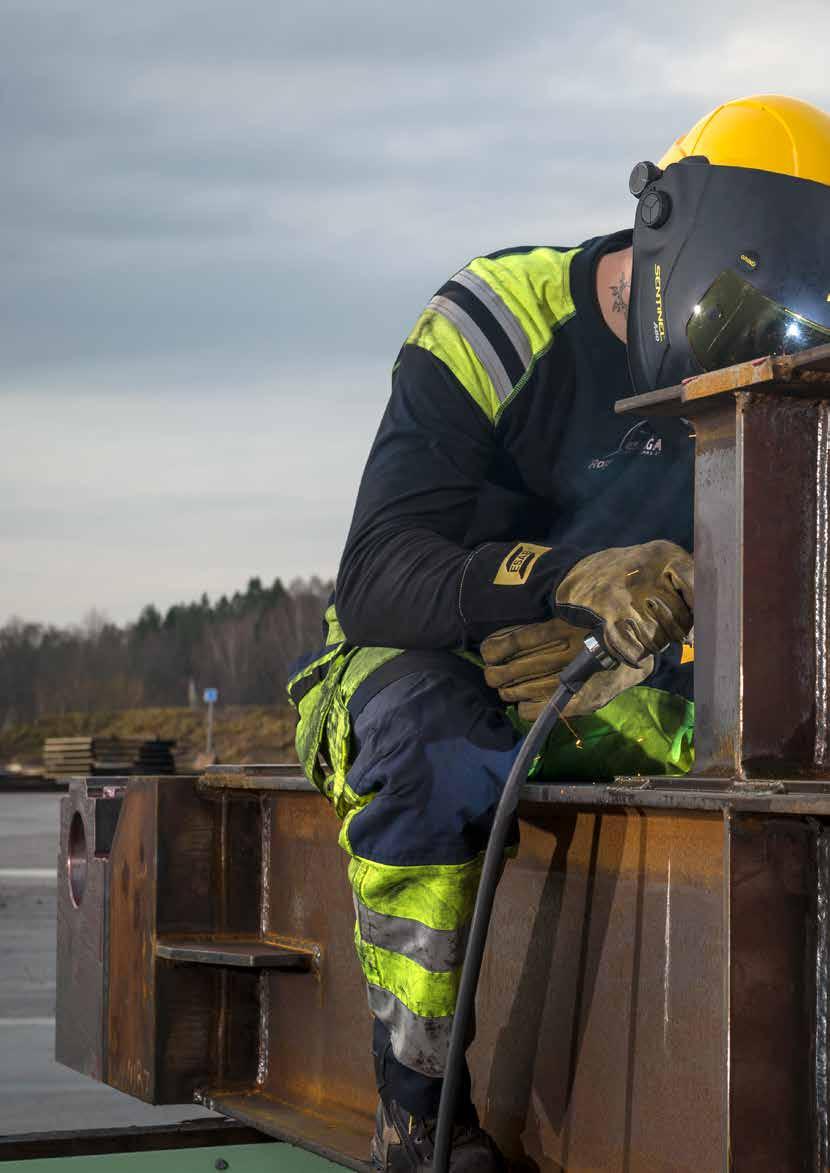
[451,267,532,370]
[356,899,468,973]
[367,985,452,1077]
[427,294,513,403]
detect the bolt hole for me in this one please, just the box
[68,812,88,907]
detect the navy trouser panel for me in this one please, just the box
[347,653,521,867]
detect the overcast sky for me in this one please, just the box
[3,0,829,625]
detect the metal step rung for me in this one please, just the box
[155,937,312,970]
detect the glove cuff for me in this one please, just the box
[459,540,589,644]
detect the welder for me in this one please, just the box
[288,95,830,1171]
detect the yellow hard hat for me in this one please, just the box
[627,94,830,393]
[659,94,830,188]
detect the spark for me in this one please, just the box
[552,700,583,748]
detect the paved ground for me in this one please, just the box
[0,792,217,1137]
[2,1142,343,1173]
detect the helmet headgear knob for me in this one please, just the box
[639,189,672,229]
[629,160,664,198]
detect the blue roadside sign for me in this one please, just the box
[203,687,219,704]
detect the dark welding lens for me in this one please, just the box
[687,269,830,371]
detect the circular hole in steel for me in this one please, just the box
[68,811,88,907]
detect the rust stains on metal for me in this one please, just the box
[616,342,830,417]
[106,779,158,1102]
[729,816,814,1170]
[474,807,726,1171]
[515,806,725,885]
[55,781,125,1082]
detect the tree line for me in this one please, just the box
[0,576,332,729]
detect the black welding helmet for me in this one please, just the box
[626,95,830,394]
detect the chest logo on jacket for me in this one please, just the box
[588,421,662,471]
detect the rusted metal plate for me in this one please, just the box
[197,1091,370,1171]
[683,344,830,402]
[256,793,376,1163]
[55,781,124,1081]
[728,815,814,1171]
[524,778,830,814]
[474,809,726,1172]
[107,779,159,1101]
[0,1119,274,1162]
[155,938,311,968]
[615,342,830,417]
[741,397,826,772]
[690,391,830,779]
[198,763,314,796]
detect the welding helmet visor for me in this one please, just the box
[688,268,830,371]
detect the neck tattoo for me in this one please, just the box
[610,272,630,318]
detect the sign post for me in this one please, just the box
[203,687,218,757]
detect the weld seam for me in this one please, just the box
[815,829,829,1170]
[815,405,830,765]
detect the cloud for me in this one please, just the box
[3,0,829,621]
[0,363,385,622]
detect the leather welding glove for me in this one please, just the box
[555,540,694,668]
[481,616,652,720]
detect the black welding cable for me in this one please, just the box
[431,635,617,1173]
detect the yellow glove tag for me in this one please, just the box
[493,543,551,586]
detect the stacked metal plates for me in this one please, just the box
[132,740,177,775]
[43,737,176,778]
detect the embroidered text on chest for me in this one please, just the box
[587,422,663,471]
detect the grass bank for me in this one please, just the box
[0,705,298,772]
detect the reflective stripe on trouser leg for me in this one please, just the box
[366,986,452,1080]
[350,853,486,1078]
[356,899,470,972]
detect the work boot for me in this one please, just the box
[369,1097,506,1171]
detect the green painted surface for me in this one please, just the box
[1,1141,346,1173]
